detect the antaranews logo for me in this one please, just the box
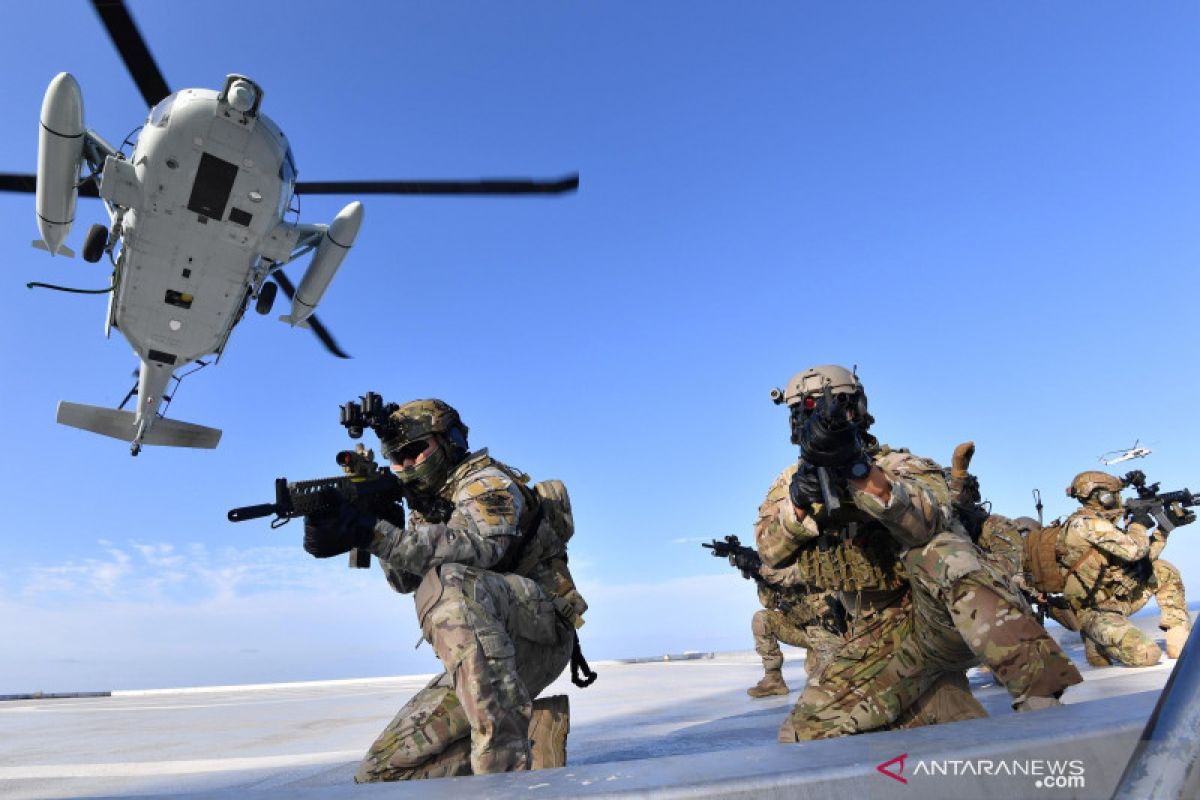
[877,753,908,784]
[876,755,1085,790]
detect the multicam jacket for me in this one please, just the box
[368,449,587,626]
[1058,507,1164,612]
[754,448,957,594]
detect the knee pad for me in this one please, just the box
[385,689,471,770]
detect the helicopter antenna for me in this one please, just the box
[26,282,113,294]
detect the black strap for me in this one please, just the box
[570,630,597,688]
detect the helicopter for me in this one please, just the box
[0,0,578,456]
[1100,441,1152,466]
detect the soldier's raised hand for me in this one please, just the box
[789,461,824,510]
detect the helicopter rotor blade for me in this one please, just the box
[0,173,100,197]
[293,174,579,196]
[0,173,37,194]
[91,0,172,108]
[272,271,350,359]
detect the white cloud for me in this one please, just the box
[0,541,761,693]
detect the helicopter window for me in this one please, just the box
[149,94,177,128]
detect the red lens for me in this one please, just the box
[803,397,817,410]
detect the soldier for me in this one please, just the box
[945,442,1079,634]
[1054,471,1192,667]
[757,366,1081,741]
[301,399,590,780]
[745,577,845,697]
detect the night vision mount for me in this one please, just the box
[339,391,400,440]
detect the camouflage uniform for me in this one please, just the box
[943,443,1077,632]
[759,453,1081,741]
[328,399,586,782]
[1059,505,1189,667]
[749,577,845,691]
[977,514,1026,586]
[983,514,1081,632]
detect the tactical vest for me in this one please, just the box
[778,446,913,594]
[1023,512,1146,604]
[792,503,909,593]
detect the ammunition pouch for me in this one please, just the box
[792,512,908,593]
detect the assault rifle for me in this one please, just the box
[809,383,845,512]
[227,450,407,569]
[1027,590,1074,629]
[703,535,765,581]
[702,535,794,613]
[1121,471,1200,535]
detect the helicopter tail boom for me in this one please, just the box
[56,401,221,450]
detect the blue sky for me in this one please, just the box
[1,1,1199,692]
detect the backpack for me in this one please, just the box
[1022,520,1067,594]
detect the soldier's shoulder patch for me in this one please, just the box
[461,473,510,497]
[456,468,519,527]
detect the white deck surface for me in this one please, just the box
[0,621,1184,800]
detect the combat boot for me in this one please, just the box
[1084,638,1113,667]
[529,695,570,770]
[1165,625,1191,659]
[1015,695,1061,712]
[747,669,789,698]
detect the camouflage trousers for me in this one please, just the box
[752,608,842,685]
[355,564,574,782]
[778,596,987,740]
[1077,559,1190,667]
[904,529,1080,707]
[779,531,1081,741]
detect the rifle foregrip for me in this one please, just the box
[227,503,279,522]
[817,465,841,512]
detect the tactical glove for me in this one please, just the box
[799,400,871,482]
[732,550,762,579]
[789,461,824,509]
[303,496,377,558]
[1127,507,1156,531]
[1166,502,1196,528]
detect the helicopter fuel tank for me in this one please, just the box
[34,72,85,257]
[279,201,363,328]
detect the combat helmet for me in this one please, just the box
[380,399,470,494]
[1066,471,1124,509]
[771,364,873,446]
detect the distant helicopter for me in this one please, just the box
[1099,441,1152,466]
[0,0,578,456]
